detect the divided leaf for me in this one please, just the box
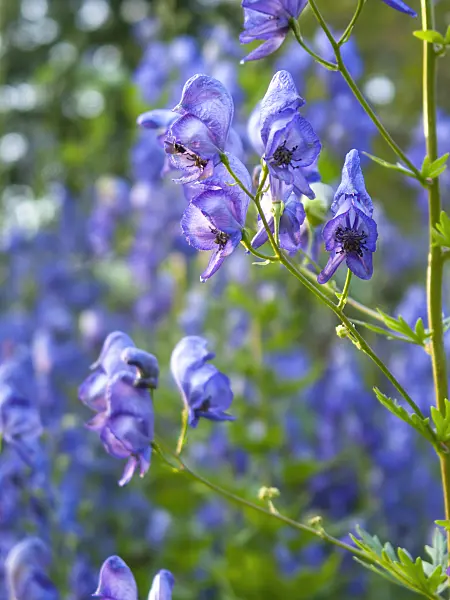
[431,399,450,443]
[422,154,449,180]
[432,211,450,249]
[374,388,435,445]
[351,526,447,597]
[376,309,430,346]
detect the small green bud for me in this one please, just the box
[258,486,281,501]
[336,324,348,338]
[302,182,333,227]
[308,515,323,528]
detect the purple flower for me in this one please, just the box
[5,538,58,600]
[181,155,251,281]
[240,0,308,62]
[165,74,234,184]
[148,570,175,600]
[317,205,378,284]
[318,149,377,284]
[381,0,417,17]
[331,149,373,217]
[78,331,158,486]
[170,336,235,428]
[94,556,174,600]
[251,177,306,254]
[260,71,321,198]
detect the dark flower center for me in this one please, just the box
[199,399,211,412]
[272,140,299,167]
[168,140,208,170]
[335,226,368,257]
[210,228,230,249]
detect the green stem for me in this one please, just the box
[288,18,338,70]
[338,0,366,46]
[241,239,279,262]
[220,153,255,200]
[154,439,374,565]
[272,201,282,247]
[421,0,450,561]
[306,0,424,183]
[337,269,352,311]
[176,408,189,455]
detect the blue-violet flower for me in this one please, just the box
[170,336,235,427]
[78,331,158,486]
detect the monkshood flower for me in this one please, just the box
[5,538,58,600]
[164,74,234,183]
[251,176,306,254]
[318,150,377,284]
[240,0,308,62]
[260,71,321,198]
[171,336,234,427]
[381,0,417,17]
[94,556,174,600]
[78,331,158,486]
[181,154,251,281]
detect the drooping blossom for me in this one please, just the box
[260,71,321,198]
[170,336,235,427]
[181,154,251,281]
[164,74,234,183]
[251,176,306,254]
[318,149,378,284]
[240,0,308,62]
[381,0,416,17]
[5,538,58,600]
[94,556,174,600]
[78,331,158,486]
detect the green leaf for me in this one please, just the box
[435,520,450,531]
[413,30,445,44]
[422,153,449,179]
[350,527,447,597]
[432,211,450,248]
[374,388,435,444]
[431,399,450,442]
[445,25,450,44]
[376,309,430,346]
[361,152,416,179]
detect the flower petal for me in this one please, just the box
[200,247,230,282]
[240,33,287,63]
[173,74,233,150]
[148,570,175,600]
[193,190,242,233]
[93,556,138,600]
[260,70,305,144]
[181,203,218,251]
[346,248,374,280]
[317,251,346,284]
[168,114,218,157]
[381,0,417,16]
[136,109,178,132]
[332,149,373,216]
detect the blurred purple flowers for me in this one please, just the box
[261,71,321,198]
[94,556,174,600]
[78,331,158,486]
[171,336,235,428]
[240,0,308,62]
[5,538,58,600]
[318,149,378,284]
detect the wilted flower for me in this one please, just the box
[181,154,251,281]
[94,556,175,600]
[240,0,308,62]
[251,176,306,254]
[260,71,321,198]
[318,150,378,284]
[5,538,58,600]
[78,331,158,486]
[381,0,416,17]
[170,336,235,427]
[165,74,234,183]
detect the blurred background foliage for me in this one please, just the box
[1,0,450,599]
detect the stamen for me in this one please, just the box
[272,140,299,168]
[335,226,368,257]
[210,228,230,250]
